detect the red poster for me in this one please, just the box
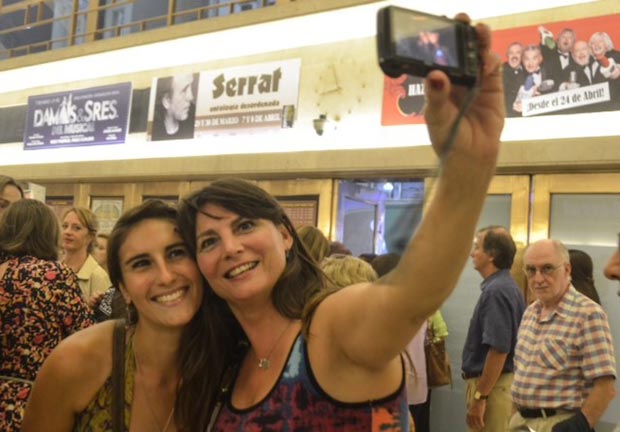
[382,14,620,125]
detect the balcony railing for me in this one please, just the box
[0,0,280,60]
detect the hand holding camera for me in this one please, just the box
[377,6,481,87]
[377,7,504,167]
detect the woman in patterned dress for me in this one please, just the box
[0,199,94,432]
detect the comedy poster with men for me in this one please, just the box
[381,14,620,124]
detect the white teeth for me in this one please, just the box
[155,289,184,304]
[227,262,257,278]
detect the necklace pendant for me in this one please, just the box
[258,358,271,369]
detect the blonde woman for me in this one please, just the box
[297,225,330,265]
[321,254,378,288]
[61,207,111,300]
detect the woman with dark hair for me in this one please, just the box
[176,13,503,430]
[0,199,93,432]
[23,200,227,431]
[61,207,111,300]
[568,249,602,304]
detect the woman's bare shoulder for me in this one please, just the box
[38,320,118,402]
[24,321,123,429]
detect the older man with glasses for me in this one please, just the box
[509,239,616,432]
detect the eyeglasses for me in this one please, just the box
[523,264,563,278]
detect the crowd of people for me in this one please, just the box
[1,12,619,432]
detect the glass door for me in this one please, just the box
[431,175,530,432]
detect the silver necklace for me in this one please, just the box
[256,320,294,370]
[134,348,175,432]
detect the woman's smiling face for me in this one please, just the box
[194,203,292,310]
[118,218,203,329]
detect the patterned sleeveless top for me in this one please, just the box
[72,331,134,431]
[213,334,413,431]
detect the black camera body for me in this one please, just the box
[377,6,480,87]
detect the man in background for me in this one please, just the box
[462,226,525,431]
[151,73,197,141]
[0,175,24,215]
[510,239,615,432]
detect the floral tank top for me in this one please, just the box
[213,334,413,431]
[72,330,134,431]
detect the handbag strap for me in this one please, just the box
[111,319,126,432]
[0,375,33,385]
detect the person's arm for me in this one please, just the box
[551,376,615,431]
[22,347,81,431]
[466,348,508,430]
[581,376,616,426]
[22,323,112,431]
[315,15,504,369]
[552,307,617,431]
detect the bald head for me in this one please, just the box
[524,239,569,265]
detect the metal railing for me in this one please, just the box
[0,0,279,60]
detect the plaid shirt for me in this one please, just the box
[512,286,616,410]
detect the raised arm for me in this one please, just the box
[318,15,505,368]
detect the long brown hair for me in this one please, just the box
[0,199,59,260]
[106,199,225,431]
[177,178,327,429]
[568,249,601,304]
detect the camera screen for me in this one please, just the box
[392,11,459,69]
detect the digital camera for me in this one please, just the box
[377,6,480,87]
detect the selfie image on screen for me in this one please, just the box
[393,12,459,68]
